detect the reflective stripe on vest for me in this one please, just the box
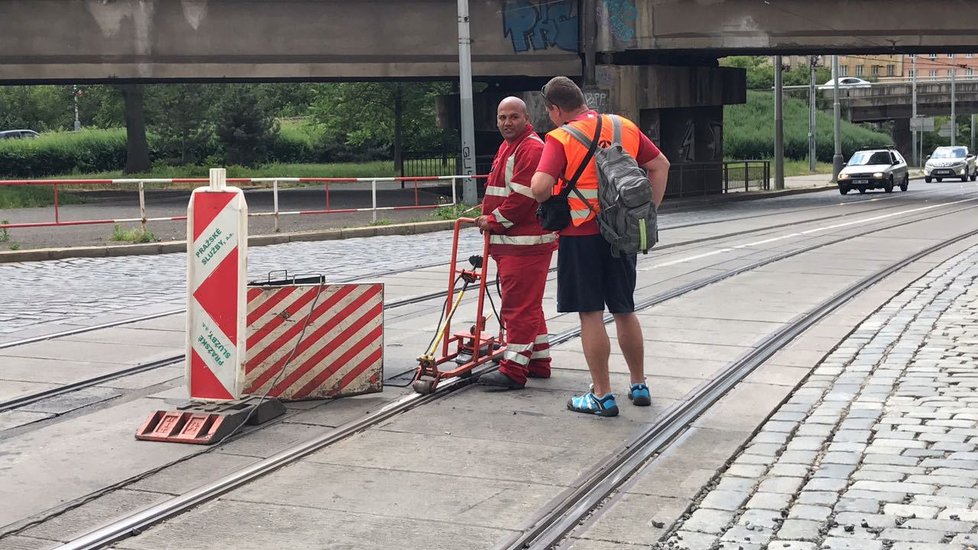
[489,233,558,246]
[491,208,514,228]
[547,114,642,226]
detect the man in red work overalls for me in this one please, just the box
[475,96,557,390]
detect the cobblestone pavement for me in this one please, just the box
[658,246,978,550]
[0,230,487,335]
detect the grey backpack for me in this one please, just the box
[563,115,658,257]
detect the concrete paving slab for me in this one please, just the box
[18,386,122,415]
[17,489,168,543]
[0,398,200,527]
[0,379,57,401]
[0,535,58,550]
[145,385,188,401]
[215,421,330,459]
[749,363,815,388]
[112,498,508,550]
[0,340,177,364]
[0,410,55,431]
[575,493,689,546]
[283,392,409,429]
[377,386,654,449]
[693,381,794,432]
[562,539,649,549]
[95,364,183,391]
[627,426,753,498]
[61,327,184,348]
[0,357,133,386]
[126,314,186,333]
[128,453,261,495]
[303,428,604,487]
[226,460,556,530]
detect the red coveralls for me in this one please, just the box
[482,124,557,385]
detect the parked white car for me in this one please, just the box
[924,146,977,182]
[818,77,872,90]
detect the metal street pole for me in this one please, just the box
[972,114,976,151]
[809,56,817,172]
[774,55,784,190]
[951,67,956,146]
[911,55,918,166]
[73,85,81,131]
[832,55,843,182]
[457,0,477,205]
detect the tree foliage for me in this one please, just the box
[722,56,832,90]
[310,82,456,153]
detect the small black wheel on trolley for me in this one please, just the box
[412,378,437,394]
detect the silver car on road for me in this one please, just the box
[837,148,910,195]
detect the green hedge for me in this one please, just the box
[0,123,392,178]
[0,129,129,178]
[725,91,893,162]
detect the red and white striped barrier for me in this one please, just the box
[244,281,384,400]
[186,169,248,400]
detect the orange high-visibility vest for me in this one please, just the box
[548,113,643,226]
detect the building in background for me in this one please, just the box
[910,53,978,81]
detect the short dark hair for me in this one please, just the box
[541,76,586,111]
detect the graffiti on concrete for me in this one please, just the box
[679,119,696,163]
[602,0,637,43]
[502,0,578,53]
[584,89,611,113]
[707,122,723,161]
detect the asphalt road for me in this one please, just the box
[0,183,460,250]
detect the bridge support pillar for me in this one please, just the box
[892,118,912,164]
[597,64,746,198]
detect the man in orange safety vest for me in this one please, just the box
[530,77,670,417]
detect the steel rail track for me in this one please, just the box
[0,189,933,352]
[496,225,978,550]
[0,355,186,414]
[55,198,978,550]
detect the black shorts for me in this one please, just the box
[556,234,637,314]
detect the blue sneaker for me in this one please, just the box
[567,392,619,417]
[628,382,651,406]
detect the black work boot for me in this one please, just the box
[477,371,525,390]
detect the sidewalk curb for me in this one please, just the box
[0,182,850,263]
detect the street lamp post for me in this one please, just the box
[456,0,477,205]
[911,55,918,166]
[73,85,81,131]
[774,55,784,190]
[832,55,843,182]
[951,66,957,146]
[809,56,817,172]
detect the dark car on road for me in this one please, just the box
[0,129,40,140]
[837,148,909,195]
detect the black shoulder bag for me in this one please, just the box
[536,115,603,232]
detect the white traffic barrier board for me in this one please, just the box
[186,168,248,400]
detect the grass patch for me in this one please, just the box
[783,160,834,176]
[432,203,482,221]
[0,185,84,209]
[110,224,157,244]
[0,220,9,243]
[369,218,392,226]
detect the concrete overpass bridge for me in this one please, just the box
[3,0,976,194]
[817,80,978,161]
